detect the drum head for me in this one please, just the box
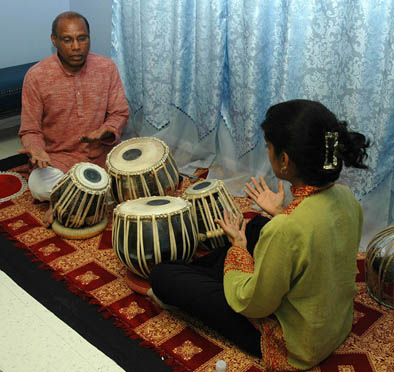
[184,179,220,196]
[115,196,189,217]
[73,163,110,190]
[106,137,168,174]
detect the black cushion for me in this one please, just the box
[0,61,38,119]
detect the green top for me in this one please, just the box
[223,184,363,369]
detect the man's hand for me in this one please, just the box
[19,148,52,169]
[80,127,115,143]
[245,176,285,216]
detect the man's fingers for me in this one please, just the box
[99,131,115,141]
[81,136,98,143]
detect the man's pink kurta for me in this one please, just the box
[19,53,130,173]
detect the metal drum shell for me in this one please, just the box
[365,224,394,309]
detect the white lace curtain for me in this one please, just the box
[112,0,394,248]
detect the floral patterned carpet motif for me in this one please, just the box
[0,166,393,372]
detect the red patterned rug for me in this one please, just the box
[0,167,393,372]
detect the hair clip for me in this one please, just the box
[323,132,339,170]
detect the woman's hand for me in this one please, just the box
[245,176,285,216]
[215,210,247,249]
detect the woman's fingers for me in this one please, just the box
[222,210,230,224]
[278,180,284,195]
[240,219,247,233]
[251,177,264,193]
[219,210,242,227]
[215,218,224,229]
[259,176,270,191]
[245,182,259,196]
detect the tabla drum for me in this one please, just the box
[106,137,179,204]
[183,178,242,250]
[50,162,111,239]
[365,224,394,309]
[112,196,198,278]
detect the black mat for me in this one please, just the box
[0,154,171,372]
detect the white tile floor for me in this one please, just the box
[0,122,125,372]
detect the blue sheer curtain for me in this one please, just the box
[112,0,227,137]
[112,0,394,243]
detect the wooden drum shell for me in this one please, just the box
[112,196,198,278]
[51,163,111,229]
[183,179,242,250]
[106,137,179,204]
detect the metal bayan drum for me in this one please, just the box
[50,163,111,237]
[106,137,179,204]
[112,196,198,278]
[365,224,394,309]
[183,179,242,250]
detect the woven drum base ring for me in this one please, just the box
[52,216,108,240]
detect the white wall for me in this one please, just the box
[0,0,112,69]
[0,0,69,68]
[70,0,112,58]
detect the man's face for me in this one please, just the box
[51,17,90,73]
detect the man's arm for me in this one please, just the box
[19,71,51,168]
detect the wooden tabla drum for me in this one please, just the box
[365,224,394,309]
[112,196,198,278]
[183,179,242,250]
[106,137,179,204]
[50,162,111,239]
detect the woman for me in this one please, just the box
[149,99,369,370]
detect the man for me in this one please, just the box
[19,11,129,225]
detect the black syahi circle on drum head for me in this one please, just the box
[106,137,179,203]
[112,196,198,278]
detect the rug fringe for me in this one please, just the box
[113,317,190,372]
[139,340,189,372]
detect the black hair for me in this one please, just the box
[261,99,370,186]
[52,11,90,37]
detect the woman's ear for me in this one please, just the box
[281,152,290,168]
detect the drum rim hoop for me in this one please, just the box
[69,172,111,194]
[183,179,224,198]
[106,137,172,175]
[113,205,192,219]
[113,197,193,218]
[69,162,111,192]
